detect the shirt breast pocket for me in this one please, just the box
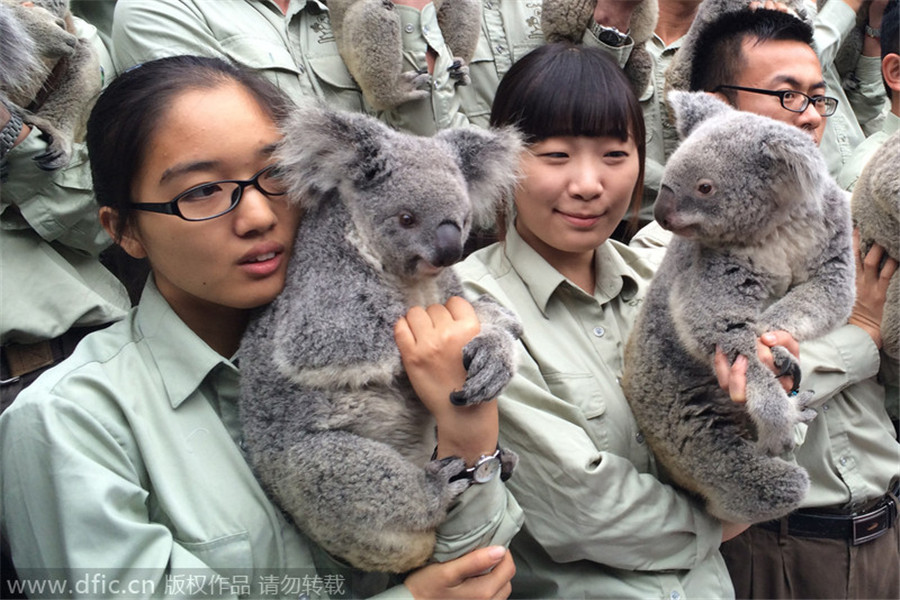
[177,530,254,572]
[543,372,609,448]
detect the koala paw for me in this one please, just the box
[771,345,801,393]
[448,58,470,86]
[425,456,470,502]
[450,324,517,406]
[792,389,817,424]
[33,129,69,171]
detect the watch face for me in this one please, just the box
[473,456,501,484]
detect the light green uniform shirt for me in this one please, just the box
[458,0,634,128]
[814,0,887,178]
[1,17,129,344]
[837,111,900,191]
[0,278,523,599]
[631,222,900,511]
[640,34,684,223]
[112,0,632,136]
[112,0,470,136]
[456,227,732,600]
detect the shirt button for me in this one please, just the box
[823,404,829,411]
[423,25,430,34]
[671,592,681,600]
[405,24,414,33]
[593,326,605,337]
[495,44,505,53]
[636,432,645,444]
[840,456,848,466]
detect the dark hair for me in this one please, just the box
[489,42,646,236]
[689,9,815,98]
[86,55,294,241]
[883,0,899,96]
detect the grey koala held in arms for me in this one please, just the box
[238,104,523,573]
[539,0,658,96]
[0,0,101,170]
[622,91,855,524]
[328,0,481,111]
[851,129,899,360]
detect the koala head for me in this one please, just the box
[655,91,828,245]
[275,104,521,280]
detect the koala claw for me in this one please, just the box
[448,59,471,86]
[452,331,515,406]
[793,389,817,424]
[771,345,801,392]
[34,144,68,171]
[426,456,470,499]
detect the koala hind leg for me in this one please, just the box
[249,428,469,573]
[434,0,481,85]
[339,0,430,110]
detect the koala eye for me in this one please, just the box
[398,212,417,228]
[696,181,715,196]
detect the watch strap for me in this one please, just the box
[0,103,24,160]
[865,24,881,39]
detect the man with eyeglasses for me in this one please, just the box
[661,3,900,599]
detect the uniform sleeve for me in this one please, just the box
[798,324,882,407]
[814,0,885,132]
[430,473,524,562]
[1,129,110,255]
[112,0,229,71]
[0,396,239,599]
[496,355,724,571]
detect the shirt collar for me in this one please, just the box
[885,112,900,136]
[136,277,237,409]
[503,224,639,315]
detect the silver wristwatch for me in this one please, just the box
[590,22,629,47]
[453,448,503,484]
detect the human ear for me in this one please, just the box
[99,206,147,259]
[883,53,900,93]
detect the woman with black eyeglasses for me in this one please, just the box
[0,55,518,600]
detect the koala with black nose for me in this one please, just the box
[622,91,855,524]
[238,104,523,573]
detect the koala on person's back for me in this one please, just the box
[852,130,899,361]
[622,91,855,524]
[328,0,481,110]
[0,0,101,170]
[238,105,523,574]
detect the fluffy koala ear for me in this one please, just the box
[760,124,827,207]
[437,126,524,229]
[668,90,733,139]
[275,103,390,207]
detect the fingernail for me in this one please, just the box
[487,546,506,561]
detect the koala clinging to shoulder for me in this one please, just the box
[238,104,523,573]
[622,91,855,524]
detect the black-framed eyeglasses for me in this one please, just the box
[129,164,288,221]
[713,85,839,117]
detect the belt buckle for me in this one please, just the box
[851,502,892,545]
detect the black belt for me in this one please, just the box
[759,481,899,545]
[0,324,108,383]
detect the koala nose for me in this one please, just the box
[434,222,463,267]
[654,185,676,230]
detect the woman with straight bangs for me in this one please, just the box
[456,42,750,598]
[0,55,519,600]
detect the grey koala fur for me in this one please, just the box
[851,130,900,360]
[539,0,658,96]
[0,0,100,170]
[238,104,523,573]
[328,0,481,111]
[622,91,855,524]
